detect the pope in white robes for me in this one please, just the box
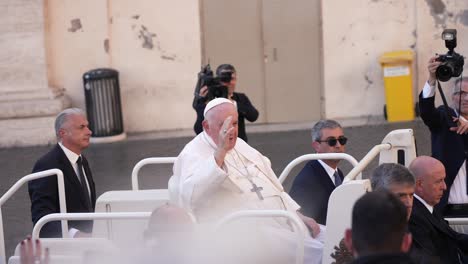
[168,98,324,263]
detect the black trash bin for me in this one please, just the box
[83,68,126,140]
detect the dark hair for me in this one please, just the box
[371,163,415,191]
[351,190,407,255]
[216,64,236,76]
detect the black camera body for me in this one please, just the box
[436,29,465,82]
[196,64,232,101]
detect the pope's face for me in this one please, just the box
[205,103,238,150]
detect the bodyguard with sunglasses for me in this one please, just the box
[289,119,347,225]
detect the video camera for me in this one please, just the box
[194,64,232,102]
[436,29,465,82]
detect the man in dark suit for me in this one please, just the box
[29,108,96,238]
[289,119,346,225]
[344,190,414,264]
[408,156,468,263]
[419,56,468,216]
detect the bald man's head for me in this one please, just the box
[409,156,447,206]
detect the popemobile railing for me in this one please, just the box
[278,153,360,184]
[31,212,151,240]
[131,157,177,190]
[215,210,306,264]
[0,169,67,264]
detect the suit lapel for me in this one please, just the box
[56,145,82,188]
[56,145,93,211]
[415,198,456,239]
[312,160,336,191]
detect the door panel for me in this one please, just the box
[201,0,322,124]
[262,0,322,122]
[201,0,266,122]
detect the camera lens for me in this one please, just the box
[436,64,453,82]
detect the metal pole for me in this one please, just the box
[344,143,392,182]
[278,153,359,183]
[215,210,305,264]
[0,169,66,264]
[131,157,177,190]
[32,212,151,240]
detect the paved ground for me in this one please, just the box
[0,119,431,257]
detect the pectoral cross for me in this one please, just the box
[250,183,264,200]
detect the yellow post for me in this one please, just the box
[379,50,415,122]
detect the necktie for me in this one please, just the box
[334,170,342,187]
[77,156,92,210]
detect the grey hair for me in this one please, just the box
[371,163,415,191]
[452,77,468,95]
[311,119,342,142]
[54,108,86,138]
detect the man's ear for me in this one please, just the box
[312,141,320,152]
[202,120,209,132]
[415,178,423,192]
[401,233,412,253]
[58,128,67,139]
[344,229,355,254]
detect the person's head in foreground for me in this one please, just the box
[345,190,412,258]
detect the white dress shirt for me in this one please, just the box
[317,160,340,186]
[58,142,92,237]
[414,194,433,214]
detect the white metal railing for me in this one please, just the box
[0,169,66,264]
[278,153,359,184]
[131,157,177,190]
[445,218,468,225]
[32,212,151,240]
[343,143,392,183]
[215,210,306,264]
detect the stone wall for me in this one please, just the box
[321,0,468,120]
[45,0,201,133]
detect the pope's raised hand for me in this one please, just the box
[217,116,235,151]
[214,116,235,167]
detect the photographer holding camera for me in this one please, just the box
[419,29,468,217]
[192,64,259,142]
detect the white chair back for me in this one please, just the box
[322,180,371,264]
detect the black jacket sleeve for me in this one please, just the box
[419,91,455,131]
[235,93,259,122]
[193,99,206,134]
[29,159,62,237]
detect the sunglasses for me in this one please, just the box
[317,136,348,147]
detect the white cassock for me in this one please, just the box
[169,132,324,264]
